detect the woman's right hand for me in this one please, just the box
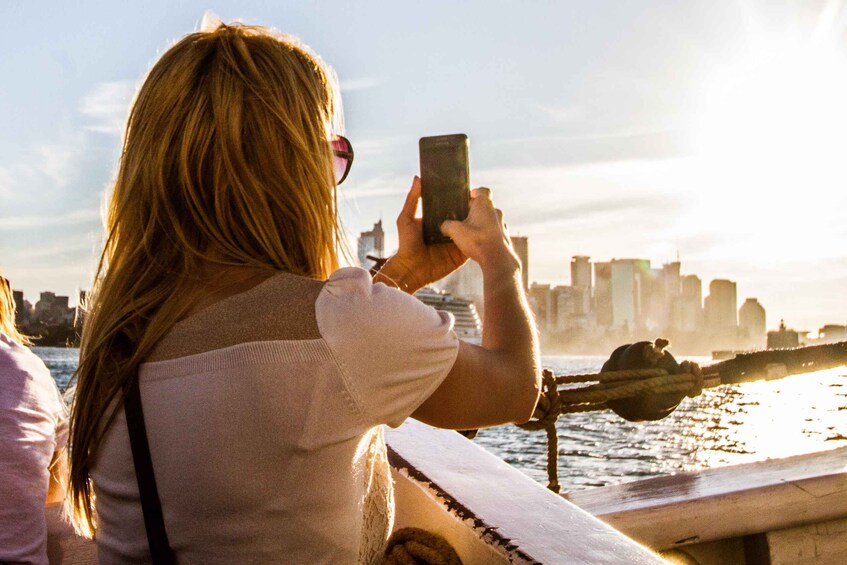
[440,188,520,275]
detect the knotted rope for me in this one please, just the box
[516,369,561,492]
[509,339,847,493]
[514,366,708,493]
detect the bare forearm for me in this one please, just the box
[480,258,541,418]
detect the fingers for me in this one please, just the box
[398,176,422,223]
[471,186,492,200]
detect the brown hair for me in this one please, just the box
[68,21,346,534]
[0,275,31,346]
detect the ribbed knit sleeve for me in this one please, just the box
[316,267,459,428]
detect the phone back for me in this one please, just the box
[419,134,470,245]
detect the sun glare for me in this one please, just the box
[696,45,847,174]
[689,37,847,259]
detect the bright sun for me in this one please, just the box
[689,36,847,260]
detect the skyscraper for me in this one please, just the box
[570,256,592,289]
[679,275,703,332]
[357,220,385,271]
[511,236,529,291]
[12,290,28,324]
[705,279,738,330]
[607,258,652,329]
[593,262,613,327]
[739,298,766,347]
[610,260,636,328]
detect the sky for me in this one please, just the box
[1,0,846,331]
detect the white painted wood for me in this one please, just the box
[386,419,667,564]
[568,446,847,550]
[392,467,514,563]
[767,517,847,565]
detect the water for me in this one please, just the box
[38,348,846,492]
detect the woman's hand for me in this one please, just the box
[440,186,519,276]
[374,177,467,293]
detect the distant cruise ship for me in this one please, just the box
[414,287,482,344]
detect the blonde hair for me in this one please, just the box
[0,275,31,346]
[68,21,347,534]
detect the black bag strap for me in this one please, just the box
[124,375,177,565]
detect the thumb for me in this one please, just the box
[439,219,463,239]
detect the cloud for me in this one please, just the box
[79,80,136,135]
[339,77,383,92]
[0,208,100,231]
[34,139,87,189]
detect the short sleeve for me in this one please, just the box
[316,267,460,428]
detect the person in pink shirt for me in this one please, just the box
[0,275,69,565]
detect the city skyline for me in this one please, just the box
[2,1,846,331]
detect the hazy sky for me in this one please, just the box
[1,1,846,331]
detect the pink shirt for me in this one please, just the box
[0,333,69,565]
[92,268,459,564]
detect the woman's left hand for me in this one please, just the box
[375,176,467,293]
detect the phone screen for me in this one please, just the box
[420,134,470,245]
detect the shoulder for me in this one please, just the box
[0,336,63,419]
[318,267,446,323]
[0,336,51,386]
[321,266,375,298]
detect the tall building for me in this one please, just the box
[12,290,29,324]
[607,258,652,329]
[660,262,681,329]
[739,298,766,334]
[511,236,529,291]
[357,220,385,271]
[528,283,554,332]
[610,260,636,328]
[704,279,738,330]
[570,256,592,289]
[679,275,703,332]
[593,262,613,327]
[552,286,590,331]
[33,292,73,325]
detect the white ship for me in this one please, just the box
[415,287,482,344]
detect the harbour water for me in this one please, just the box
[38,347,846,492]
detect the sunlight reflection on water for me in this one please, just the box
[36,348,846,492]
[476,355,847,491]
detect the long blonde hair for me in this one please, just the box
[69,21,346,534]
[0,275,31,346]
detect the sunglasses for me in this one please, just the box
[331,135,354,185]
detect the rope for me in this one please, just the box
[516,370,561,492]
[507,339,847,493]
[382,527,463,565]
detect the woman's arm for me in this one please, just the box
[377,179,541,429]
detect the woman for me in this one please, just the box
[69,20,540,563]
[0,275,68,565]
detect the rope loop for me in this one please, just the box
[516,369,560,432]
[382,527,463,564]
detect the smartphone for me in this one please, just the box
[419,134,470,245]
